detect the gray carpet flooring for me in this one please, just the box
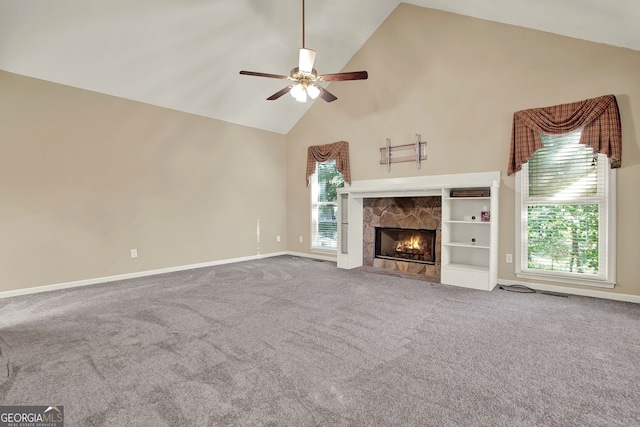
[0,256,639,426]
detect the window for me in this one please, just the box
[310,160,344,251]
[516,129,616,287]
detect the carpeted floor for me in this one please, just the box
[1,256,639,426]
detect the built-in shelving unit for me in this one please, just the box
[337,171,500,291]
[441,187,499,290]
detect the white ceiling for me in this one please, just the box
[1,0,638,134]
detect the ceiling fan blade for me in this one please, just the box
[316,85,337,103]
[240,71,289,80]
[267,86,293,101]
[319,71,368,82]
[298,48,317,74]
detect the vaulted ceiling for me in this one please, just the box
[1,0,638,134]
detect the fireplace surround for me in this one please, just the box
[336,172,500,290]
[363,196,441,279]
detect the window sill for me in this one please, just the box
[310,247,338,256]
[515,271,615,289]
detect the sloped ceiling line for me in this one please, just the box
[1,0,637,134]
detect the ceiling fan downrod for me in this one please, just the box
[302,0,306,48]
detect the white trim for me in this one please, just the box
[4,252,635,304]
[310,165,318,249]
[515,155,616,286]
[337,172,501,270]
[310,160,344,252]
[498,279,640,304]
[0,252,288,300]
[515,271,614,288]
[340,172,500,199]
[310,247,338,256]
[606,168,617,284]
[286,251,337,263]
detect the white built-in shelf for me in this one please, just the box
[443,220,490,225]
[440,176,500,291]
[444,263,489,273]
[443,197,491,201]
[443,242,490,249]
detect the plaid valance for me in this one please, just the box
[306,141,351,186]
[508,94,622,175]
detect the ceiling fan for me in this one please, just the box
[239,0,368,103]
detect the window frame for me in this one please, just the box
[515,149,617,288]
[309,160,343,254]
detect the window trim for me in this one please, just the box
[515,154,617,288]
[309,161,342,253]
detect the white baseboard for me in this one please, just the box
[498,279,640,304]
[0,252,288,300]
[5,255,635,304]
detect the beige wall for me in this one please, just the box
[3,4,639,297]
[0,71,288,292]
[287,5,640,295]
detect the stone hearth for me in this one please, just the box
[363,197,441,281]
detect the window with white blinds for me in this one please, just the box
[517,129,615,285]
[310,160,344,251]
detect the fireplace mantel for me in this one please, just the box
[337,171,501,290]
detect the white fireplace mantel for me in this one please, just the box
[336,171,501,290]
[339,172,499,199]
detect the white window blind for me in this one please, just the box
[527,132,603,200]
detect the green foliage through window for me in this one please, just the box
[312,160,344,249]
[527,204,599,274]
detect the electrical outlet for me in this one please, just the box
[299,236,304,243]
[276,235,281,242]
[131,249,138,258]
[506,254,513,264]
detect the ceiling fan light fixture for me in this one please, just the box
[306,84,320,100]
[290,84,307,102]
[238,0,368,103]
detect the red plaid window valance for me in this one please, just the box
[508,94,621,175]
[306,141,351,186]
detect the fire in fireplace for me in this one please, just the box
[375,227,436,264]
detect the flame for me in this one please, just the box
[396,235,421,251]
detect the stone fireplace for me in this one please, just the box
[362,197,441,280]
